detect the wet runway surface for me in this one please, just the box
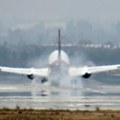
[0,81,119,110]
[0,96,120,110]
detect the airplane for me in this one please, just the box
[0,29,120,84]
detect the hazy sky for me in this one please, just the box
[0,0,120,26]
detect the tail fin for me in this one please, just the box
[58,29,61,61]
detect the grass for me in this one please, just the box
[0,108,119,120]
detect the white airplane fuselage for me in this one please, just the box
[48,50,70,77]
[49,50,70,65]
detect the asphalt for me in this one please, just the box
[0,84,119,110]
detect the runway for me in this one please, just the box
[0,84,119,94]
[0,83,119,110]
[0,96,120,110]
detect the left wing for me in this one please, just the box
[0,66,49,77]
[69,64,120,77]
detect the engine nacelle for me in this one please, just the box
[82,73,91,79]
[27,74,34,80]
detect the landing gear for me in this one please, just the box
[41,77,48,83]
[31,78,37,97]
[30,77,49,97]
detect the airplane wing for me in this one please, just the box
[1,64,120,78]
[69,64,120,77]
[0,66,49,77]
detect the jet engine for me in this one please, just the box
[27,74,34,80]
[82,73,91,78]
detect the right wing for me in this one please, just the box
[0,66,49,77]
[69,64,120,77]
